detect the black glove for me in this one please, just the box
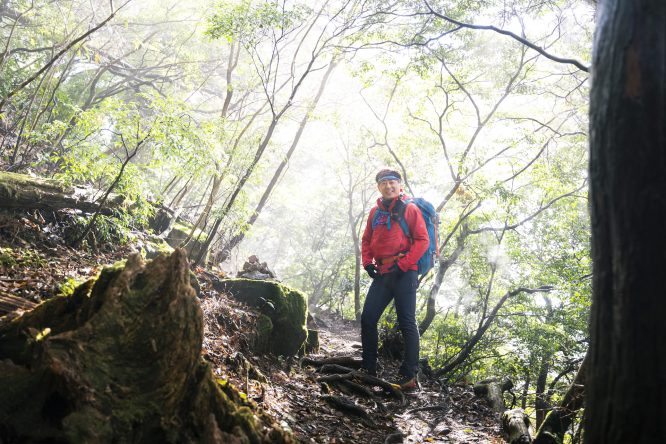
[364,264,379,279]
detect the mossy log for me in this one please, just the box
[164,221,208,262]
[0,171,125,213]
[214,278,308,356]
[0,250,294,443]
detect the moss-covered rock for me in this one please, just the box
[0,250,294,443]
[216,279,308,356]
[165,221,208,263]
[143,235,174,259]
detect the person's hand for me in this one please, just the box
[364,264,379,279]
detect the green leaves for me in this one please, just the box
[206,0,310,45]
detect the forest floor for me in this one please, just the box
[0,210,504,443]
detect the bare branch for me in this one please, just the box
[423,0,589,72]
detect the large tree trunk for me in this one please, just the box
[586,0,666,442]
[0,250,293,443]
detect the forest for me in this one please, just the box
[0,0,664,443]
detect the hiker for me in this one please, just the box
[360,168,429,390]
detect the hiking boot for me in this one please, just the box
[398,373,420,391]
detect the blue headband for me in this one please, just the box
[378,175,400,183]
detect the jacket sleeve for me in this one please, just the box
[397,203,429,272]
[361,208,375,267]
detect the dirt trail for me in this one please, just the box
[1,211,505,443]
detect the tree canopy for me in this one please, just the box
[0,0,600,440]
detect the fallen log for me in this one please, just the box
[0,249,294,443]
[0,292,37,316]
[474,377,514,413]
[0,171,125,214]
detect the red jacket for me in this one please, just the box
[362,195,429,275]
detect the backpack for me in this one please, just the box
[371,197,440,277]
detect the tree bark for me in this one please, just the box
[501,408,532,444]
[0,250,294,442]
[587,0,666,442]
[0,171,124,213]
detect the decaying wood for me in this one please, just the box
[474,377,514,412]
[0,292,37,315]
[502,408,531,444]
[0,250,294,443]
[0,171,125,213]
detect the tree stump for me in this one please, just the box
[0,249,293,443]
[502,408,532,444]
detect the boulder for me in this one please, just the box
[215,278,308,356]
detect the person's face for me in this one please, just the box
[378,179,401,200]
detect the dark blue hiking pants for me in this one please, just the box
[361,270,419,378]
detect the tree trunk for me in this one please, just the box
[0,250,294,443]
[419,226,469,334]
[534,356,551,429]
[586,0,666,442]
[215,58,338,263]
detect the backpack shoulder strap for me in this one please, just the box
[395,198,412,239]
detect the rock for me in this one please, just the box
[214,278,308,356]
[237,255,276,279]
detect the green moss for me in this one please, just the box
[142,236,174,259]
[217,279,308,356]
[0,252,296,443]
[165,222,208,262]
[0,247,47,269]
[173,220,207,241]
[58,277,84,297]
[0,247,17,268]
